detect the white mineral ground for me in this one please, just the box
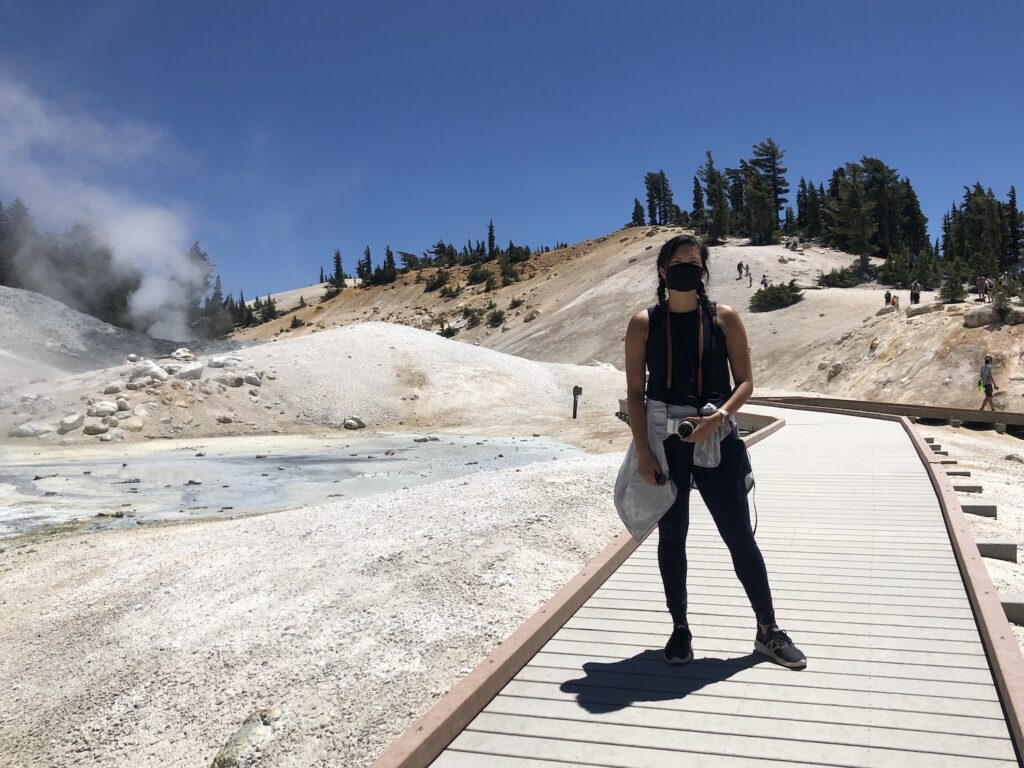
[1,230,1023,767]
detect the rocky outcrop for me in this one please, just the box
[827,362,844,381]
[87,401,119,418]
[907,302,942,318]
[964,305,1002,328]
[1005,307,1024,325]
[343,416,366,430]
[209,356,243,369]
[58,413,84,434]
[170,347,196,361]
[214,374,245,388]
[875,305,895,316]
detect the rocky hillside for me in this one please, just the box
[234,227,1024,412]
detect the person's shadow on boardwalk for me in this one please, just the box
[558,651,766,713]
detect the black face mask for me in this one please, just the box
[665,262,703,292]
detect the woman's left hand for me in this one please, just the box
[680,415,721,444]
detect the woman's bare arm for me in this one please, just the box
[717,304,754,418]
[624,309,653,456]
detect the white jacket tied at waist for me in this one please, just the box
[613,398,755,541]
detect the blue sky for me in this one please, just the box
[1,0,1022,300]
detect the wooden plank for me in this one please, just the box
[526,650,1001,701]
[574,606,985,642]
[552,626,991,669]
[499,678,1013,739]
[540,638,994,685]
[513,664,1007,720]
[462,713,1018,767]
[431,752,574,768]
[480,696,1018,762]
[604,573,971,599]
[563,616,988,657]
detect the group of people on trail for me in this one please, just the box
[735,261,765,289]
[883,281,924,310]
[975,273,1012,303]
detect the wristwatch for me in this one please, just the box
[716,407,730,426]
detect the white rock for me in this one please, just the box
[9,422,54,438]
[175,362,205,380]
[126,377,152,391]
[58,413,84,433]
[133,405,149,418]
[127,353,139,363]
[131,360,169,381]
[244,372,262,387]
[103,382,123,395]
[343,416,366,430]
[1005,307,1024,326]
[87,401,119,418]
[116,398,130,411]
[216,414,234,424]
[121,416,145,432]
[215,373,245,388]
[83,421,109,435]
[171,347,196,361]
[209,356,243,368]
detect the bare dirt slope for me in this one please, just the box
[233,227,1024,412]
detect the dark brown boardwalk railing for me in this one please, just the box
[375,405,1024,768]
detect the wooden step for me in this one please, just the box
[977,540,1017,562]
[1000,593,1024,625]
[962,504,997,518]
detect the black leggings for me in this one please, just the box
[657,427,776,627]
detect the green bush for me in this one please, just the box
[467,262,489,285]
[817,267,860,288]
[487,309,505,328]
[509,297,524,309]
[462,305,484,328]
[750,280,804,312]
[939,275,967,303]
[439,282,461,299]
[484,274,498,292]
[290,315,304,329]
[438,322,458,338]
[424,269,450,292]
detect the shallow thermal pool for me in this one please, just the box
[0,431,591,539]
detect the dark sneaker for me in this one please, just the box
[755,624,807,669]
[664,623,693,665]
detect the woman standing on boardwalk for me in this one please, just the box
[621,234,806,669]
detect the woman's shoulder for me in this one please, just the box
[713,303,743,329]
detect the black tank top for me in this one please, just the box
[644,302,733,407]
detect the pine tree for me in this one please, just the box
[487,220,496,260]
[383,246,398,283]
[796,178,808,231]
[631,198,645,227]
[332,249,345,288]
[825,163,878,272]
[724,164,747,231]
[645,173,658,226]
[700,152,729,242]
[939,256,967,302]
[743,165,775,244]
[1005,186,1021,271]
[319,266,324,284]
[691,175,705,231]
[805,182,822,238]
[750,138,790,224]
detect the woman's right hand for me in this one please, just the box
[637,449,663,485]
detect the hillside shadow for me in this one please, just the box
[558,651,767,713]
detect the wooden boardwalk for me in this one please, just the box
[430,406,1021,767]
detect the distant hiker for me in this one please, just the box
[737,261,744,279]
[744,264,751,278]
[976,275,987,302]
[619,233,806,670]
[979,355,999,411]
[760,275,769,289]
[890,294,900,311]
[747,271,753,288]
[1000,272,1010,290]
[884,290,892,307]
[910,280,922,305]
[986,277,995,301]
